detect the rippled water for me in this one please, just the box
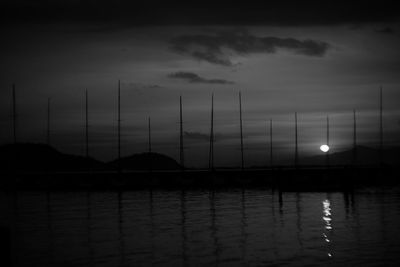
[1,187,400,266]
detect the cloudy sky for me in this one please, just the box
[1,1,400,167]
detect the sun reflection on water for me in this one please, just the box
[322,199,333,257]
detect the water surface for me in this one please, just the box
[1,187,400,266]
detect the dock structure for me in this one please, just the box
[6,165,397,191]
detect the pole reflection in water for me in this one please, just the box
[296,193,304,250]
[270,189,279,260]
[86,191,94,267]
[45,191,54,266]
[3,188,400,266]
[344,191,350,218]
[240,189,248,263]
[180,190,188,266]
[11,192,18,267]
[209,191,220,266]
[149,190,155,265]
[117,191,125,266]
[322,199,333,258]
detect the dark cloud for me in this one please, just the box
[125,82,164,90]
[170,29,330,66]
[168,72,234,84]
[376,27,396,34]
[2,1,399,26]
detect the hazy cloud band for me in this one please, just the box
[170,29,330,66]
[168,72,234,84]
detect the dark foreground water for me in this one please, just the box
[1,187,400,266]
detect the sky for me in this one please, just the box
[1,1,400,167]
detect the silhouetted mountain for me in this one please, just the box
[109,152,181,171]
[0,143,105,172]
[302,145,400,166]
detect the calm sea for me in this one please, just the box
[1,187,400,266]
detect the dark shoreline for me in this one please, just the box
[1,165,398,192]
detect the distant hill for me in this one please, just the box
[109,152,181,171]
[0,143,105,172]
[302,145,399,166]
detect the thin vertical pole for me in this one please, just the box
[180,96,184,170]
[148,117,152,154]
[379,86,383,164]
[12,84,17,144]
[239,91,244,170]
[85,90,89,158]
[47,98,51,146]
[326,116,330,167]
[269,119,273,167]
[294,112,298,167]
[148,116,152,172]
[353,109,357,165]
[118,80,121,173]
[208,93,214,170]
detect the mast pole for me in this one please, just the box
[379,86,383,164]
[295,112,298,167]
[47,97,51,146]
[118,80,121,173]
[208,93,214,170]
[85,90,89,158]
[353,109,357,165]
[12,84,17,144]
[326,115,330,167]
[270,119,273,167]
[239,91,244,170]
[148,116,152,172]
[180,95,184,170]
[148,117,152,154]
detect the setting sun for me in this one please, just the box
[320,144,330,153]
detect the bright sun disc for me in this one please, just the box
[320,144,330,152]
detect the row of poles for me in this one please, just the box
[10,83,384,170]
